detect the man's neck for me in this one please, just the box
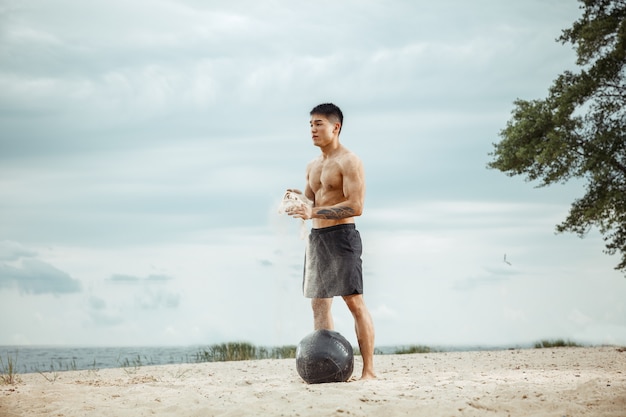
[319,140,341,158]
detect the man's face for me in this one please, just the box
[310,114,339,147]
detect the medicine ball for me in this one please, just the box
[296,329,354,384]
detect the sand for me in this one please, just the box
[1,346,625,417]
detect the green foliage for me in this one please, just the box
[193,342,297,363]
[0,352,21,385]
[394,345,434,354]
[534,339,583,348]
[34,359,80,382]
[488,0,626,273]
[117,355,150,375]
[267,345,298,359]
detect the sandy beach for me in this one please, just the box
[1,346,625,417]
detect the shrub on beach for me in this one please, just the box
[0,352,20,385]
[534,339,582,349]
[194,342,297,362]
[394,345,434,354]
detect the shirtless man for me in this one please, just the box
[287,103,376,380]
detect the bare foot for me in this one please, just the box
[346,372,376,382]
[359,371,377,380]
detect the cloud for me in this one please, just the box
[104,273,180,311]
[88,295,107,310]
[85,295,126,326]
[371,303,399,320]
[107,273,174,283]
[452,266,521,291]
[145,274,173,282]
[258,259,273,267]
[88,309,125,327]
[0,258,81,295]
[108,274,141,283]
[135,289,180,310]
[0,240,37,261]
[84,277,180,330]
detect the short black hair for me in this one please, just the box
[310,103,343,134]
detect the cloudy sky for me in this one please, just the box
[1,0,625,349]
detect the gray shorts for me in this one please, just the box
[303,224,363,298]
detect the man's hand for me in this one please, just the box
[287,201,313,220]
[281,189,313,220]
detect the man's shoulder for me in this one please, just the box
[338,147,363,167]
[338,144,360,157]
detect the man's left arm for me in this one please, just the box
[313,156,365,220]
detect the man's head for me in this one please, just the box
[310,103,343,135]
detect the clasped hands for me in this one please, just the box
[280,189,313,220]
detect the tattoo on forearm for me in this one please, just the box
[316,206,355,219]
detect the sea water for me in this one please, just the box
[0,345,214,374]
[0,344,524,374]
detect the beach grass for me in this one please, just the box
[533,339,583,349]
[0,351,20,385]
[193,342,297,362]
[394,345,437,354]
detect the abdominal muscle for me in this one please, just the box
[310,189,355,229]
[312,217,355,229]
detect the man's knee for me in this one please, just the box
[342,294,367,316]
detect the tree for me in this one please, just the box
[488,0,626,274]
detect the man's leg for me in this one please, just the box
[311,297,334,330]
[343,294,376,380]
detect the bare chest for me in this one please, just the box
[308,160,343,194]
